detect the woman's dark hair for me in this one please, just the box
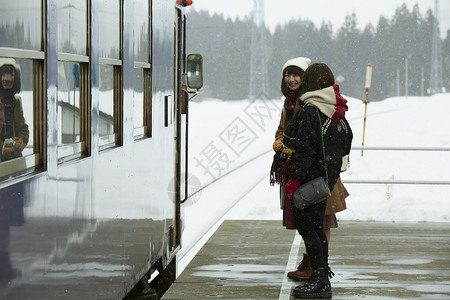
[301,63,334,94]
[281,65,304,104]
[0,63,21,95]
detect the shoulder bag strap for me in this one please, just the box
[315,108,328,182]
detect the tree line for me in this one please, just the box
[187,4,450,101]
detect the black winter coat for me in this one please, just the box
[283,104,352,191]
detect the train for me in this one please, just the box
[0,0,202,299]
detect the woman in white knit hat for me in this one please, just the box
[271,57,311,227]
[270,57,349,283]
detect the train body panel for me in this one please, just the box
[0,0,198,298]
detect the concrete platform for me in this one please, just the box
[162,220,450,299]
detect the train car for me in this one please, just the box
[0,0,202,299]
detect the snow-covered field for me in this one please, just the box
[187,93,450,223]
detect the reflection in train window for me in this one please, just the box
[98,0,122,149]
[57,61,88,161]
[58,62,80,144]
[134,69,144,132]
[134,0,150,63]
[0,58,42,179]
[56,0,89,163]
[98,0,120,60]
[0,1,44,180]
[134,0,151,139]
[57,0,87,55]
[0,1,42,51]
[99,64,118,148]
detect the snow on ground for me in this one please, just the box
[188,93,450,223]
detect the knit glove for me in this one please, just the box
[2,145,14,160]
[284,179,301,201]
[273,139,283,152]
[281,147,293,161]
[13,137,24,150]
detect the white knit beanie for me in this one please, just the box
[281,57,311,76]
[0,57,21,73]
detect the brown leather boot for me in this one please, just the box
[287,253,313,281]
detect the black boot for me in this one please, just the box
[291,268,331,299]
[0,251,18,285]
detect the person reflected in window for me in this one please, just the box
[0,58,27,283]
[0,58,29,162]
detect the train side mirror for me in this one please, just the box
[186,54,203,90]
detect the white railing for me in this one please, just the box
[352,146,450,152]
[343,146,450,185]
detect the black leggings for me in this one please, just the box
[295,199,328,270]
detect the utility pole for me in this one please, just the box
[361,63,372,157]
[248,0,269,100]
[421,67,424,96]
[396,68,400,96]
[430,0,443,94]
[405,57,409,99]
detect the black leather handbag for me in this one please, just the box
[293,109,331,210]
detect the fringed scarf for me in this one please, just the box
[270,151,281,185]
[270,98,297,186]
[269,151,292,185]
[0,94,15,139]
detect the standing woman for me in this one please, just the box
[271,56,310,229]
[271,57,350,281]
[283,63,353,299]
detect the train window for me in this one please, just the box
[57,1,87,55]
[133,0,151,139]
[57,61,89,162]
[134,0,150,63]
[56,0,90,162]
[133,69,145,132]
[99,64,121,148]
[0,3,44,180]
[0,57,43,179]
[98,0,122,149]
[0,1,41,51]
[98,0,120,60]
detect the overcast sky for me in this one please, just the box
[190,0,450,38]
